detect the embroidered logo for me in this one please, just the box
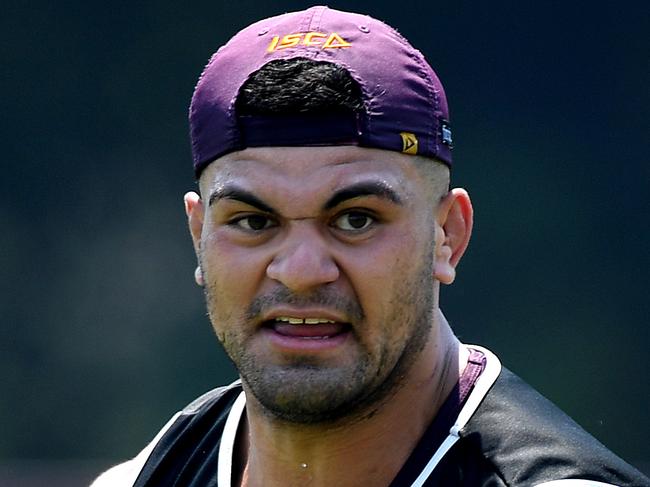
[400,132,418,155]
[267,32,352,52]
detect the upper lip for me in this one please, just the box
[261,308,349,325]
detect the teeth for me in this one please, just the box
[276,316,335,325]
[304,318,323,324]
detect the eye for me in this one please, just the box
[333,211,375,231]
[232,214,275,231]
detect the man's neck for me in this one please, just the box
[236,311,468,487]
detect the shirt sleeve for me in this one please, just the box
[89,411,183,487]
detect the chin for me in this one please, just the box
[241,361,382,424]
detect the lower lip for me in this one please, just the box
[261,324,351,353]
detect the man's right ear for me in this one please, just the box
[184,191,204,286]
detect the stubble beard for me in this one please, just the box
[202,256,434,426]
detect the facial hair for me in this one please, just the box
[203,253,434,425]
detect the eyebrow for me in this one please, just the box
[208,180,402,214]
[208,185,276,214]
[324,181,403,210]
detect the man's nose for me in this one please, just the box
[266,221,340,292]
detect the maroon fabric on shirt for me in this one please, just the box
[459,348,487,405]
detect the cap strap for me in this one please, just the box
[238,113,361,149]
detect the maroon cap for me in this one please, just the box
[189,6,453,177]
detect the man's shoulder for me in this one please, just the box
[90,380,242,487]
[460,366,649,486]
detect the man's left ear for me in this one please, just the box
[434,188,473,285]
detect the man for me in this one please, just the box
[93,6,649,486]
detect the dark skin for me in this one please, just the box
[185,146,474,487]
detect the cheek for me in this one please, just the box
[340,228,426,335]
[201,232,269,313]
[341,227,423,290]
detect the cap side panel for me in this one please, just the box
[376,23,451,162]
[407,49,438,158]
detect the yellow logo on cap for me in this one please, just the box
[267,32,352,52]
[400,132,418,155]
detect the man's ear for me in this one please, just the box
[184,191,204,286]
[434,188,473,285]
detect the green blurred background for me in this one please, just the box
[2,0,648,484]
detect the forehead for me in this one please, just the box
[199,146,427,199]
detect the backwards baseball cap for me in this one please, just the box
[189,5,453,178]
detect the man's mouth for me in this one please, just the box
[264,316,351,339]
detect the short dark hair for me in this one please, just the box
[234,57,450,202]
[235,58,364,116]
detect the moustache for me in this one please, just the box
[246,286,364,323]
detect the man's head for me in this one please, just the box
[184,6,472,424]
[189,5,453,177]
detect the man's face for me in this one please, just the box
[192,146,441,423]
